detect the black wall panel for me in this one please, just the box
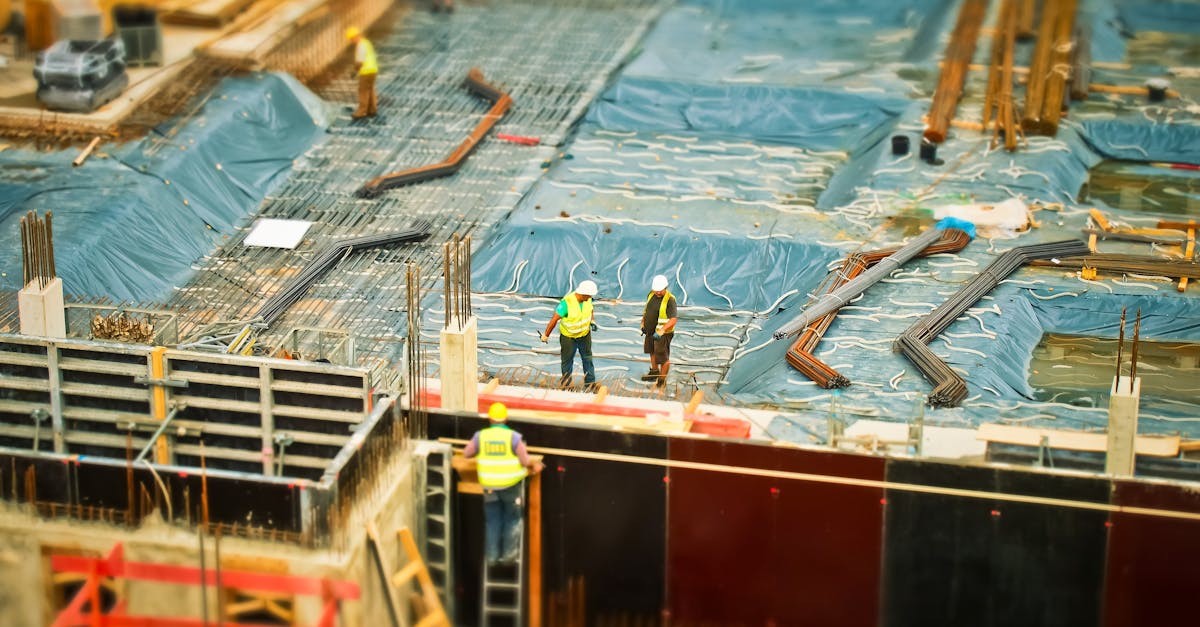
[882,460,1108,627]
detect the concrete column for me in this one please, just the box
[439,316,478,413]
[1106,375,1141,476]
[18,277,66,338]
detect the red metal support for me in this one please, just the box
[49,542,359,627]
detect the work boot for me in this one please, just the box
[640,369,660,382]
[654,374,667,389]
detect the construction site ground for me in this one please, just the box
[2,0,1199,450]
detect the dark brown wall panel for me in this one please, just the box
[1104,480,1200,627]
[667,440,885,626]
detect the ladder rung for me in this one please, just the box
[485,581,519,590]
[428,514,446,523]
[482,607,519,615]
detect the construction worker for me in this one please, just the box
[463,402,543,565]
[345,27,377,119]
[641,274,678,388]
[541,280,598,390]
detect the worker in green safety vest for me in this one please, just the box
[463,402,543,565]
[541,280,599,390]
[641,274,678,389]
[345,26,378,119]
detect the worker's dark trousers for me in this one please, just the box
[483,482,523,564]
[559,333,596,387]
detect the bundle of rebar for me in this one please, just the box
[356,68,513,198]
[1021,0,1078,135]
[254,223,432,325]
[982,0,1023,151]
[406,261,428,440]
[924,0,990,143]
[786,229,972,388]
[896,239,1090,407]
[774,222,975,340]
[19,211,56,290]
[443,234,472,329]
[1030,253,1200,279]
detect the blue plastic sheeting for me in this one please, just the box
[587,77,908,153]
[1116,1,1200,35]
[627,0,955,83]
[0,73,329,301]
[463,0,1200,439]
[1079,120,1200,166]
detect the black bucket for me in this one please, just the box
[919,140,937,161]
[891,135,910,155]
[1147,79,1169,102]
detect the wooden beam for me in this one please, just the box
[528,470,543,627]
[978,423,1180,457]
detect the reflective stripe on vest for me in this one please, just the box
[646,290,674,334]
[558,292,593,338]
[477,426,526,489]
[358,39,378,75]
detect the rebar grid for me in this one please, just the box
[168,1,662,380]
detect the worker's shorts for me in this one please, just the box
[643,332,673,362]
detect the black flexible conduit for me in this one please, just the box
[355,68,513,198]
[895,239,1091,408]
[253,223,433,325]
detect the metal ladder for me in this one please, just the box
[480,486,525,627]
[413,440,454,622]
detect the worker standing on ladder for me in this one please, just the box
[464,402,543,565]
[345,26,378,119]
[640,274,678,389]
[541,280,599,390]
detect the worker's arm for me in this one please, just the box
[541,299,566,342]
[462,433,480,458]
[353,40,364,73]
[662,295,678,334]
[514,436,544,474]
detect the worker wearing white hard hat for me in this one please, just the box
[541,280,599,389]
[641,275,678,388]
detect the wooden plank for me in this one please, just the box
[271,405,364,423]
[978,423,1180,457]
[60,381,150,403]
[57,356,145,377]
[72,137,101,167]
[270,379,366,399]
[0,375,51,393]
[0,351,49,368]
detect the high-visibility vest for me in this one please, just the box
[558,292,593,338]
[476,426,526,489]
[357,38,378,75]
[646,290,675,334]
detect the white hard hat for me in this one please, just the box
[651,275,668,291]
[576,280,598,296]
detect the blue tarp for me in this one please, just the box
[0,73,329,301]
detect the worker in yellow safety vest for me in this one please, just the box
[463,402,543,565]
[541,280,598,390]
[345,26,378,119]
[640,274,677,388]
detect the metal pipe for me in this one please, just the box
[775,225,962,340]
[133,406,181,464]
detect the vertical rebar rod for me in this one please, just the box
[1131,308,1141,381]
[1115,306,1127,380]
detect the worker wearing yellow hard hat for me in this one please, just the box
[345,26,378,119]
[463,402,543,566]
[541,280,599,390]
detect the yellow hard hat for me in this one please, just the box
[487,402,508,421]
[345,26,361,40]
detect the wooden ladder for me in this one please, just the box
[394,527,452,627]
